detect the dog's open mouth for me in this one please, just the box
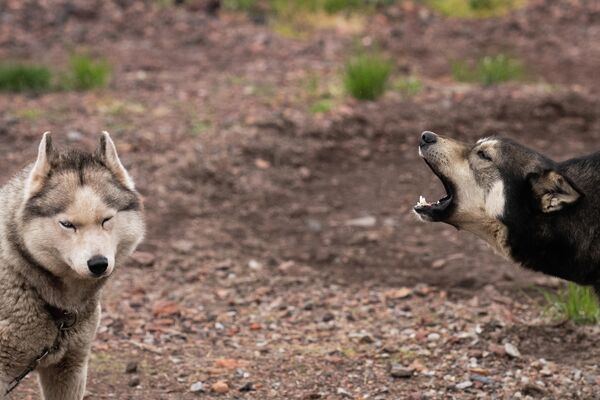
[413,160,454,221]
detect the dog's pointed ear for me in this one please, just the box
[24,131,53,199]
[529,170,581,213]
[98,131,135,191]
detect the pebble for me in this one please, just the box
[248,259,262,270]
[190,381,205,393]
[521,383,545,396]
[359,334,375,344]
[504,342,521,358]
[322,312,335,322]
[470,374,494,385]
[427,333,441,342]
[455,380,473,390]
[128,376,140,387]
[390,364,414,378]
[125,361,138,374]
[239,382,255,392]
[336,387,352,398]
[211,381,229,394]
[345,216,376,227]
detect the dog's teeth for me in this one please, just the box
[417,195,427,206]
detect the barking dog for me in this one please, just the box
[414,131,600,292]
[0,132,145,399]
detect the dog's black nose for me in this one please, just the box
[420,131,438,145]
[87,255,109,276]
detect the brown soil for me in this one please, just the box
[2,0,600,398]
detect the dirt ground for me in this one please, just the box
[2,0,600,398]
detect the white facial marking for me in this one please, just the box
[485,181,505,217]
[476,137,499,147]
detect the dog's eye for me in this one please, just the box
[477,150,493,162]
[102,216,113,228]
[59,221,76,231]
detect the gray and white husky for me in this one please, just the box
[0,132,145,399]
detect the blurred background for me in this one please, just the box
[2,0,600,398]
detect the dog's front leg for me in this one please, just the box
[37,350,89,400]
[0,379,9,399]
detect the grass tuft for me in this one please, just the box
[65,54,111,90]
[344,53,392,101]
[393,75,423,96]
[426,0,526,18]
[223,0,257,11]
[452,54,523,85]
[225,0,368,38]
[310,98,334,114]
[322,0,361,13]
[0,64,52,93]
[225,0,366,14]
[543,283,600,325]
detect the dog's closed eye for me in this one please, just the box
[102,216,113,228]
[477,150,493,162]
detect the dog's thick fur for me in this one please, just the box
[414,131,600,293]
[0,132,144,399]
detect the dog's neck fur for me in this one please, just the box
[0,169,104,313]
[503,156,600,286]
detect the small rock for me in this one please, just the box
[345,216,376,228]
[359,334,375,344]
[211,381,229,394]
[322,312,335,322]
[128,376,140,387]
[385,287,413,299]
[299,166,311,179]
[190,381,205,393]
[125,361,138,374]
[248,260,262,270]
[239,382,254,392]
[470,374,494,385]
[336,387,352,398]
[455,380,473,390]
[255,158,271,169]
[390,364,414,378]
[521,383,545,396]
[504,343,521,358]
[427,333,440,342]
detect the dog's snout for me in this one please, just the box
[87,255,109,276]
[420,131,438,146]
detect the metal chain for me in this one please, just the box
[4,315,75,396]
